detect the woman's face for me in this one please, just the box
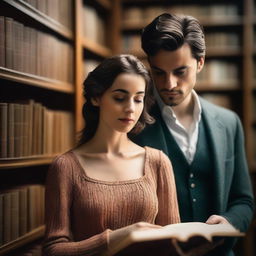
[94,73,146,134]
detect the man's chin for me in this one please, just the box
[164,99,181,107]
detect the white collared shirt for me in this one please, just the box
[154,88,202,164]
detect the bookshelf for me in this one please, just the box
[121,0,255,255]
[0,0,75,254]
[0,0,120,255]
[74,0,120,133]
[0,222,45,256]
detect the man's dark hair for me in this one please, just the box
[141,13,206,60]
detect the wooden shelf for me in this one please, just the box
[195,82,240,91]
[82,38,112,58]
[199,17,243,27]
[96,0,112,10]
[206,48,242,57]
[85,0,112,11]
[0,67,74,94]
[2,0,73,40]
[122,17,243,31]
[125,48,242,59]
[123,49,146,59]
[0,155,56,169]
[0,225,45,256]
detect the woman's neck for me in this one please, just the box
[84,130,131,154]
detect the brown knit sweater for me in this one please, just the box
[43,146,180,256]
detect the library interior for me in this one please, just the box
[0,0,255,255]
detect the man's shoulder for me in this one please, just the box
[200,97,238,125]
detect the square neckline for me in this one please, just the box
[69,146,149,185]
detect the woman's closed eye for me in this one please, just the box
[113,94,144,104]
[134,96,144,103]
[113,97,125,102]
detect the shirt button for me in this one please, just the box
[193,198,196,202]
[190,173,194,178]
[191,183,195,188]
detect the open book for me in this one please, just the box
[105,222,244,256]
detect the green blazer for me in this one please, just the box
[133,97,254,233]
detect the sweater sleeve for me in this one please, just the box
[155,151,180,225]
[43,154,111,256]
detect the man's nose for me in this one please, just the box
[165,73,177,90]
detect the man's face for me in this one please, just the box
[148,44,204,107]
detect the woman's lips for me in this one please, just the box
[118,118,134,124]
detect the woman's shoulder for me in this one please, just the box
[49,151,78,172]
[145,146,169,165]
[145,146,165,156]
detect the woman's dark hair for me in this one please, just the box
[141,13,206,60]
[78,54,154,145]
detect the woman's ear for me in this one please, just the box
[197,57,204,73]
[91,97,100,106]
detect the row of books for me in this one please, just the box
[123,4,239,26]
[0,16,74,83]
[197,60,239,86]
[122,34,143,55]
[122,33,240,53]
[0,100,74,159]
[22,0,73,29]
[0,184,45,246]
[201,94,233,110]
[82,5,106,46]
[205,32,240,49]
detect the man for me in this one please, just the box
[133,13,254,255]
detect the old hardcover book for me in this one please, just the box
[5,17,13,69]
[0,16,5,67]
[0,103,8,158]
[19,187,28,236]
[10,191,19,240]
[105,222,244,256]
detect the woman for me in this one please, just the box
[43,54,180,256]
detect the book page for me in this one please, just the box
[130,222,244,242]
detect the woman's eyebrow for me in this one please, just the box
[111,89,145,94]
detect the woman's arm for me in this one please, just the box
[43,155,110,256]
[155,151,180,225]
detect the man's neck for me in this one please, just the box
[172,94,195,131]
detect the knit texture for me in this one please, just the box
[43,146,180,256]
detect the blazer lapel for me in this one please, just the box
[200,98,227,213]
[151,106,170,155]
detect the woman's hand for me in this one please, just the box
[206,215,230,225]
[109,222,161,250]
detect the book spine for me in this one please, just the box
[5,17,13,69]
[0,16,5,67]
[8,103,15,158]
[0,194,3,246]
[10,191,19,240]
[3,193,11,244]
[0,103,8,158]
[19,188,28,236]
